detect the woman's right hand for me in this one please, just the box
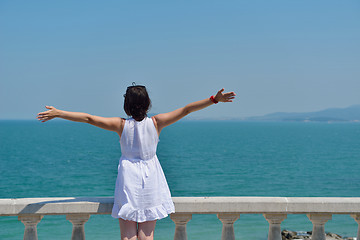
[214,88,236,103]
[37,106,59,122]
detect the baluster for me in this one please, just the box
[18,215,43,240]
[351,214,360,240]
[307,213,332,240]
[66,214,90,240]
[263,214,287,240]
[170,213,192,240]
[217,213,240,240]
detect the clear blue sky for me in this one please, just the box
[1,0,359,120]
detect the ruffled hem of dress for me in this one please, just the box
[111,200,175,223]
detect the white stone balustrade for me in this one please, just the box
[66,214,90,240]
[217,213,240,240]
[351,214,360,240]
[1,197,360,240]
[307,213,332,240]
[170,213,192,240]
[264,213,287,240]
[18,214,43,240]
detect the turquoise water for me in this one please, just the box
[1,120,360,239]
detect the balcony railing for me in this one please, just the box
[1,197,360,240]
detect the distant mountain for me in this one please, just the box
[245,105,360,122]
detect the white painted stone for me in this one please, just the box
[0,197,114,216]
[3,197,360,216]
[172,197,288,213]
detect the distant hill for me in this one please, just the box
[245,105,360,122]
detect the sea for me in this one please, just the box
[1,120,360,239]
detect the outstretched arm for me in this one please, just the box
[37,106,123,133]
[153,88,235,134]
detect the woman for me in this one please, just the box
[37,84,235,240]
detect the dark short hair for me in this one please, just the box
[123,84,151,121]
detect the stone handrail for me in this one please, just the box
[1,197,360,240]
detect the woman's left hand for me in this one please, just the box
[37,106,59,122]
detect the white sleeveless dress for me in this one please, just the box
[111,117,175,222]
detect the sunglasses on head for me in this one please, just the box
[127,82,145,89]
[124,82,146,97]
